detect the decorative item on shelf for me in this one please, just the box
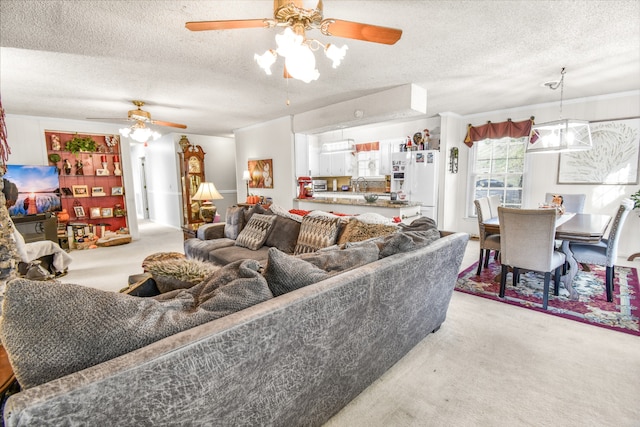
[65,135,97,156]
[89,207,102,219]
[75,160,84,175]
[246,195,261,204]
[114,204,126,217]
[72,185,89,197]
[527,68,593,154]
[101,207,113,218]
[179,135,191,153]
[191,181,224,223]
[91,186,106,197]
[73,202,85,218]
[100,155,109,175]
[48,153,61,174]
[63,159,72,175]
[113,155,122,176]
[61,187,73,196]
[50,134,61,151]
[56,209,70,223]
[111,186,124,196]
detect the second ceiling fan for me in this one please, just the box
[186,0,403,83]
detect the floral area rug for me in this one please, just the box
[456,261,639,336]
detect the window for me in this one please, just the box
[470,136,527,215]
[356,150,381,177]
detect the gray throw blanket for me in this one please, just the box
[0,259,273,389]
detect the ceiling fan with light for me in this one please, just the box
[88,100,187,143]
[186,0,402,83]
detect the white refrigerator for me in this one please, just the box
[391,150,439,221]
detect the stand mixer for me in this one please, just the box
[297,176,313,199]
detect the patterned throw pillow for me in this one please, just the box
[293,215,341,255]
[235,214,277,250]
[224,206,246,240]
[337,218,398,245]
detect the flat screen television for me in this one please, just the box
[3,165,61,216]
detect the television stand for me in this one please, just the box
[12,213,58,243]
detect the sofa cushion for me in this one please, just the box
[224,206,247,240]
[293,215,341,255]
[184,237,236,261]
[262,248,330,296]
[0,261,272,389]
[146,258,220,293]
[298,241,380,273]
[235,214,277,250]
[337,218,398,245]
[208,245,271,265]
[264,214,301,254]
[244,203,272,223]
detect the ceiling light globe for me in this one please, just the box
[254,50,277,75]
[325,44,348,68]
[285,44,319,83]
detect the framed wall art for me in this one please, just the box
[91,186,106,196]
[72,185,89,197]
[73,205,85,218]
[111,186,124,196]
[89,206,102,219]
[247,158,273,189]
[101,207,113,218]
[558,117,640,184]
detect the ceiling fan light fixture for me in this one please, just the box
[284,43,319,83]
[120,121,161,143]
[324,43,348,68]
[254,49,277,75]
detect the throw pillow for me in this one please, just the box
[224,206,246,240]
[142,252,186,271]
[293,215,341,255]
[235,214,277,250]
[337,218,398,245]
[262,248,330,296]
[146,258,220,293]
[0,261,272,389]
[264,214,301,254]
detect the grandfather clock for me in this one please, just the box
[178,136,206,226]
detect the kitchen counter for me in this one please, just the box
[293,197,421,223]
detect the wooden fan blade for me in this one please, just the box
[151,120,187,129]
[186,19,269,31]
[321,19,402,45]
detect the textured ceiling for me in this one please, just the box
[1,0,639,137]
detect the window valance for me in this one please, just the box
[355,142,379,152]
[464,117,535,147]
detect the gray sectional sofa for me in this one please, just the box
[1,206,469,426]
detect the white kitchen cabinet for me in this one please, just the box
[308,144,321,176]
[294,134,310,177]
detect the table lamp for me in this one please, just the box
[191,182,224,223]
[242,170,251,197]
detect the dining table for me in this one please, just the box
[483,212,612,300]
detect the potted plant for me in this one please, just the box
[631,188,640,210]
[48,153,61,174]
[65,135,97,155]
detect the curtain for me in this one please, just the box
[464,117,535,147]
[355,142,379,152]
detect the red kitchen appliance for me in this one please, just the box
[297,176,313,199]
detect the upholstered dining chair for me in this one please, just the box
[474,197,501,276]
[497,207,566,310]
[544,193,586,213]
[487,194,502,219]
[569,198,634,302]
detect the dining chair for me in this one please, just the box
[497,207,566,310]
[474,197,501,276]
[544,193,586,213]
[487,194,502,219]
[569,198,634,302]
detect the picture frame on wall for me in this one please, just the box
[91,186,106,196]
[89,206,102,219]
[111,186,124,196]
[558,117,640,184]
[101,207,113,218]
[73,205,85,218]
[72,185,89,197]
[247,158,274,189]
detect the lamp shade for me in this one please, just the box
[242,170,251,181]
[527,119,592,154]
[191,182,223,201]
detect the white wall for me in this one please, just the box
[451,91,640,258]
[234,116,296,210]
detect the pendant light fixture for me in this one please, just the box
[527,68,593,154]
